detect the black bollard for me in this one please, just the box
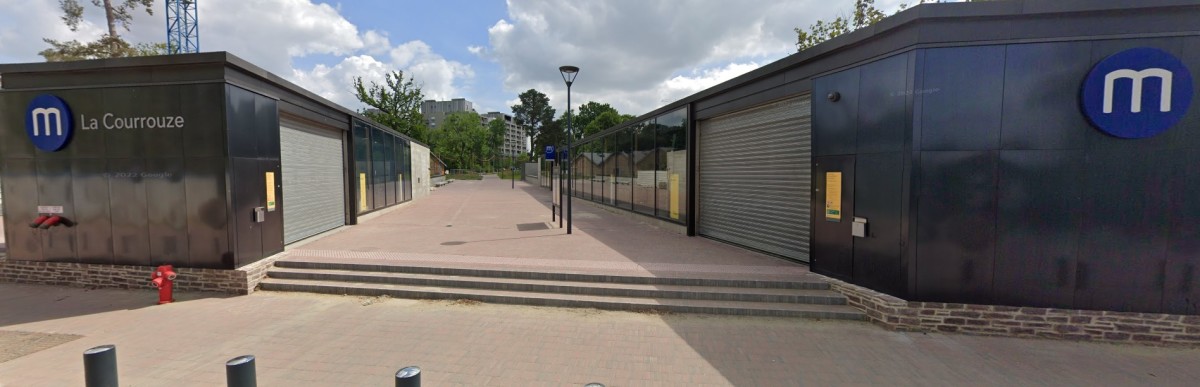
[83,345,119,387]
[395,366,421,387]
[226,355,257,387]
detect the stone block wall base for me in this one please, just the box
[0,253,286,295]
[824,277,1200,347]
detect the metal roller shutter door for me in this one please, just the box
[698,96,812,262]
[281,123,346,244]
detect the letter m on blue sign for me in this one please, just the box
[25,94,74,152]
[1082,48,1193,139]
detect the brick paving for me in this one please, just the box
[1,284,1199,386]
[3,178,1200,385]
[294,177,805,277]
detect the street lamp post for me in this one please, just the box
[559,65,579,235]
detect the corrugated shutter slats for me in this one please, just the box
[281,123,346,244]
[698,96,812,262]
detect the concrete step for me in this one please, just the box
[273,259,831,290]
[267,267,847,305]
[258,278,866,320]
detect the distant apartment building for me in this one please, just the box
[420,98,475,128]
[481,112,530,157]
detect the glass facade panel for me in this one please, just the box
[371,128,387,210]
[556,107,688,224]
[634,119,656,215]
[655,108,687,223]
[353,122,372,214]
[606,135,618,205]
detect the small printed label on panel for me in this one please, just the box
[265,172,277,211]
[825,172,842,222]
[359,173,368,211]
[669,173,680,220]
[37,205,64,214]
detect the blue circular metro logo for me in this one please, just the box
[1082,48,1193,139]
[25,94,74,152]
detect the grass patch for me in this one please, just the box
[447,172,483,180]
[497,170,524,179]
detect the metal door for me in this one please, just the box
[697,96,812,261]
[812,155,855,280]
[280,123,346,244]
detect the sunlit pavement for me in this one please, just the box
[1,178,1199,386]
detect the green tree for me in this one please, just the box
[41,0,162,61]
[487,118,507,170]
[582,111,634,138]
[573,102,618,135]
[793,0,991,51]
[431,112,490,170]
[353,71,429,143]
[511,89,556,155]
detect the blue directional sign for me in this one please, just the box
[1081,47,1193,139]
[545,145,556,160]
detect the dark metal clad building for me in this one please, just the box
[568,0,1200,314]
[0,52,430,271]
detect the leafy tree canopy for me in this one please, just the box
[511,89,556,153]
[794,0,989,51]
[354,71,429,143]
[431,112,491,170]
[41,0,162,61]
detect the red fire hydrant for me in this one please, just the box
[150,265,178,304]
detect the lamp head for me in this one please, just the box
[559,65,579,86]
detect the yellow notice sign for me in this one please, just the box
[825,172,842,221]
[359,173,368,211]
[669,173,680,219]
[265,172,276,211]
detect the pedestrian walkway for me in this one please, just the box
[1,284,1198,386]
[290,176,809,281]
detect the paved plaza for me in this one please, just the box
[1,177,1199,386]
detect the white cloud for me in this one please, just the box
[487,0,914,116]
[0,0,473,112]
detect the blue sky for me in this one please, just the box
[0,0,923,117]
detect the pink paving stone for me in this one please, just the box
[288,177,811,281]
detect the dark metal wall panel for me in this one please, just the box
[919,46,1005,151]
[856,53,909,154]
[994,150,1084,308]
[259,158,284,258]
[36,159,75,261]
[145,158,188,264]
[140,88,185,158]
[915,151,997,303]
[107,158,150,266]
[852,152,905,295]
[1001,42,1093,150]
[182,84,229,158]
[226,85,259,158]
[812,68,859,157]
[1165,149,1200,314]
[230,157,263,265]
[698,96,811,261]
[184,157,231,269]
[3,160,40,260]
[72,158,113,263]
[1075,150,1170,312]
[811,155,855,280]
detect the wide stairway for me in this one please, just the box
[259,255,865,321]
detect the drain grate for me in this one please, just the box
[516,222,550,231]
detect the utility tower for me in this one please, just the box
[166,0,199,54]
